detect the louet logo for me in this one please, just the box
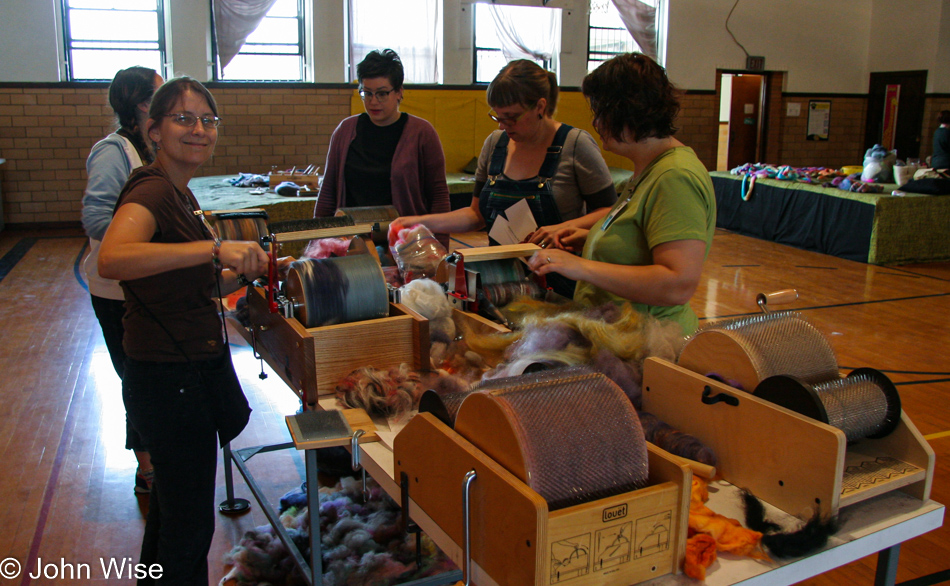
[602,503,627,523]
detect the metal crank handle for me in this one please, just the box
[756,289,798,313]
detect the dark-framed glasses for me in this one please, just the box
[358,88,393,101]
[488,109,528,125]
[165,113,222,128]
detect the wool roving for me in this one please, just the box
[399,278,456,344]
[222,477,457,586]
[335,363,423,421]
[302,237,353,259]
[638,411,718,467]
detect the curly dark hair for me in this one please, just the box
[486,59,559,116]
[938,110,950,125]
[581,53,680,143]
[357,49,404,91]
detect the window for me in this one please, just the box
[62,0,165,81]
[348,0,441,84]
[215,0,305,81]
[474,3,562,84]
[587,0,662,72]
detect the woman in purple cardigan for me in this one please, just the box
[313,49,450,245]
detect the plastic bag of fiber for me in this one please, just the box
[388,222,447,283]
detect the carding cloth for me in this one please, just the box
[454,368,649,511]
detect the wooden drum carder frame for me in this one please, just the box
[246,223,429,407]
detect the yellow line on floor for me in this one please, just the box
[924,430,950,441]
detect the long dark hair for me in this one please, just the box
[582,53,680,143]
[109,66,158,163]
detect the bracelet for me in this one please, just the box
[211,240,222,266]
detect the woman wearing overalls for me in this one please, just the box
[398,59,616,298]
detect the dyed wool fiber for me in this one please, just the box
[303,237,353,259]
[335,364,424,420]
[471,301,684,407]
[638,411,718,467]
[223,477,457,586]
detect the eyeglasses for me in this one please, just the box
[165,113,221,128]
[358,88,394,101]
[488,109,528,125]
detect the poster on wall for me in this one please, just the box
[881,84,901,151]
[807,100,831,141]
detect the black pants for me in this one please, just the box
[90,294,148,452]
[123,358,222,586]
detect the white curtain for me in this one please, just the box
[213,0,279,70]
[488,4,561,76]
[610,0,657,61]
[349,0,441,84]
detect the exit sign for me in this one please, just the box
[746,56,765,71]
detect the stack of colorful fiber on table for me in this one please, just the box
[730,162,884,193]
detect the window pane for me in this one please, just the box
[476,50,507,84]
[220,54,301,81]
[473,3,561,83]
[473,3,500,48]
[69,10,159,41]
[74,41,160,50]
[64,0,164,80]
[241,43,299,55]
[70,50,163,80]
[267,0,299,17]
[218,0,304,81]
[69,0,156,10]
[349,0,441,84]
[244,17,299,46]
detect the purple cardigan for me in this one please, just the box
[314,114,451,238]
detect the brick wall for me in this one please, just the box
[0,85,351,227]
[774,95,867,168]
[2,83,928,228]
[677,92,718,170]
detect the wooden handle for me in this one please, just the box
[271,222,378,243]
[756,289,798,310]
[667,453,717,480]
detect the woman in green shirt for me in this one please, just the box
[526,53,716,335]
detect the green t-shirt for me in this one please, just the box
[574,147,716,335]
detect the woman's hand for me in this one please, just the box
[526,226,590,252]
[526,248,585,281]
[219,241,270,279]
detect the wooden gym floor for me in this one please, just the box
[0,225,947,585]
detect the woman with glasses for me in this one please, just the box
[527,53,715,336]
[398,59,617,297]
[81,66,163,496]
[314,48,451,245]
[99,77,269,585]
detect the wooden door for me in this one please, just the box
[865,70,928,159]
[727,74,764,169]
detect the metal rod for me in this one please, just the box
[462,469,477,586]
[306,449,323,586]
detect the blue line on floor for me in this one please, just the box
[74,240,89,292]
[0,238,36,284]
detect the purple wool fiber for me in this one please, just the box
[637,410,718,467]
[507,322,586,359]
[582,302,623,323]
[591,349,643,408]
